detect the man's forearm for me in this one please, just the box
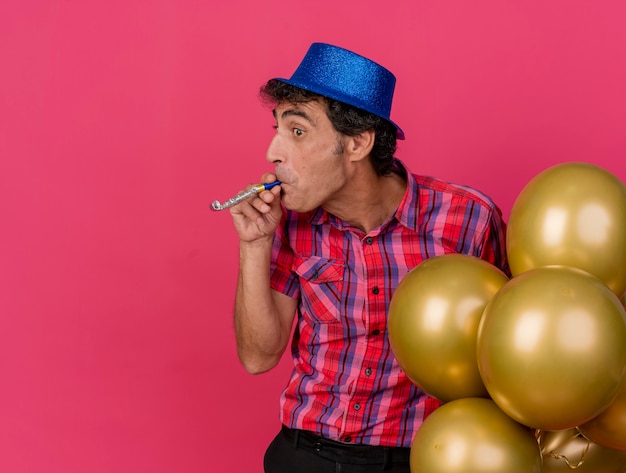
[234,240,291,374]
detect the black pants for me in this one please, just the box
[264,426,411,473]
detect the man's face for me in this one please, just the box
[266,99,349,212]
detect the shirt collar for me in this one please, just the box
[392,159,420,231]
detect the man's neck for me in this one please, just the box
[323,167,407,234]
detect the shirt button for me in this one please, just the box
[365,237,373,245]
[354,403,361,411]
[344,436,352,443]
[365,368,373,376]
[372,329,381,336]
[372,286,380,295]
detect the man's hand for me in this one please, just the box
[229,174,283,243]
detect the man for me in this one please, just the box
[229,43,509,472]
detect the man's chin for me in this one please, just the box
[282,197,313,213]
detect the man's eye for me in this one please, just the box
[293,128,304,136]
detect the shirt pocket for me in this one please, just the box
[294,255,345,324]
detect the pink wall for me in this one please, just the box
[1,1,625,472]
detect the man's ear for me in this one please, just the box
[347,129,375,162]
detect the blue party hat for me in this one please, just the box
[274,43,405,139]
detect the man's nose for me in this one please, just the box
[266,133,285,164]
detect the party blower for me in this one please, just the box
[211,181,281,211]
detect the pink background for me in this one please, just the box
[1,1,625,472]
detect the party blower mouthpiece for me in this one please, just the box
[211,181,281,211]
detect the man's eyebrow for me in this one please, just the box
[272,108,316,125]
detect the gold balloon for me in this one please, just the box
[410,398,542,473]
[578,376,626,451]
[540,429,626,473]
[388,254,508,401]
[477,265,626,430]
[507,162,626,295]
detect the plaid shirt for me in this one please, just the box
[270,160,508,447]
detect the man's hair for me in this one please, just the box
[260,79,397,176]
